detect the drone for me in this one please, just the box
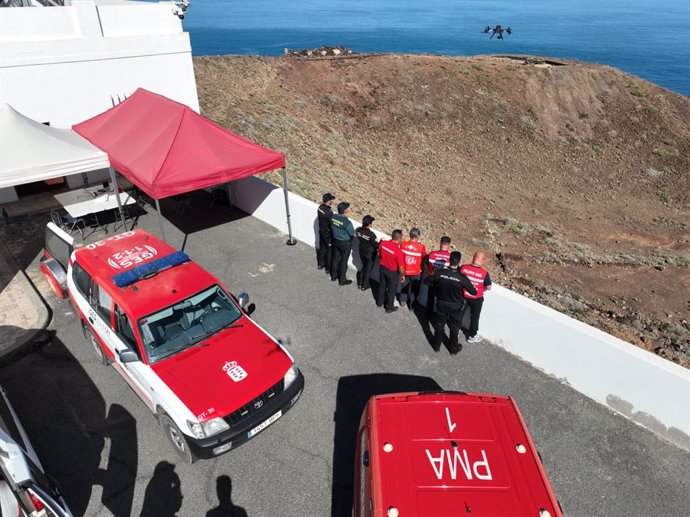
[483,25,512,40]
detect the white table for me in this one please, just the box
[54,186,136,218]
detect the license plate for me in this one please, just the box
[247,410,282,438]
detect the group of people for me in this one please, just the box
[317,193,492,354]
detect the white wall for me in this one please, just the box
[0,0,199,201]
[0,1,199,128]
[230,175,690,450]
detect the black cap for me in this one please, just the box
[450,251,462,265]
[440,236,451,244]
[322,193,336,202]
[337,202,350,214]
[363,215,375,226]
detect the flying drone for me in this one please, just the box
[483,25,512,40]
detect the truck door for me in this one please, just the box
[41,223,74,299]
[110,306,155,411]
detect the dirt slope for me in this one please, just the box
[194,54,690,366]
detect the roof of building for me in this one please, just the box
[367,392,562,517]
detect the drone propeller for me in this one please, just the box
[506,27,512,34]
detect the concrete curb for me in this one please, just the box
[0,240,52,359]
[228,175,690,450]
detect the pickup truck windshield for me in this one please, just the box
[138,285,242,363]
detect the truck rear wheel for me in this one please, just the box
[160,414,197,464]
[87,328,111,366]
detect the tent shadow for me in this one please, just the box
[0,328,138,517]
[159,191,250,235]
[331,373,442,517]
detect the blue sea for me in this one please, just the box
[182,0,690,95]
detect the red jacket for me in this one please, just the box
[400,240,427,276]
[379,240,404,272]
[427,249,451,276]
[459,264,492,299]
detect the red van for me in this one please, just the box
[354,392,563,517]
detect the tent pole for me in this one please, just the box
[108,167,126,229]
[155,198,167,241]
[281,167,296,246]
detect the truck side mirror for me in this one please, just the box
[118,349,139,363]
[238,292,249,309]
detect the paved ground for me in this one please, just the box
[0,205,688,517]
[0,234,49,357]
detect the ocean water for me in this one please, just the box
[182,0,690,95]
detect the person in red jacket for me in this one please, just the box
[377,229,405,314]
[399,228,427,310]
[460,250,493,343]
[425,236,452,316]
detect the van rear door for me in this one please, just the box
[41,223,74,298]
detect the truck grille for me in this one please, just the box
[224,379,284,427]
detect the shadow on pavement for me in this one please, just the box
[0,212,50,275]
[331,373,442,517]
[0,328,138,517]
[205,475,249,517]
[139,461,183,517]
[159,192,249,235]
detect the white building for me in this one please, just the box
[0,0,198,202]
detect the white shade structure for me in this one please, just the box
[0,104,110,189]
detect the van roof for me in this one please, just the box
[73,230,218,318]
[366,392,562,517]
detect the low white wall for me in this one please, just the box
[231,175,690,449]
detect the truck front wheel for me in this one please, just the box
[160,414,197,464]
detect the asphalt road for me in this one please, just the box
[1,205,688,517]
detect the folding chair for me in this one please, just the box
[112,206,131,233]
[50,209,86,238]
[83,212,108,238]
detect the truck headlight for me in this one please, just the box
[187,417,229,438]
[284,364,299,389]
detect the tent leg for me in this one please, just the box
[109,167,126,229]
[155,198,167,242]
[281,167,296,246]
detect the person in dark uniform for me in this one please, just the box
[424,251,476,354]
[317,193,336,272]
[356,215,378,291]
[330,202,355,285]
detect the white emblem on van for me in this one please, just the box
[222,361,247,382]
[107,245,158,269]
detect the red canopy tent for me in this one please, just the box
[73,88,294,242]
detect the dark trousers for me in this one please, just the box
[464,297,484,337]
[377,267,400,310]
[331,239,352,284]
[399,273,421,307]
[426,283,436,316]
[357,252,375,289]
[432,301,464,352]
[317,230,332,269]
